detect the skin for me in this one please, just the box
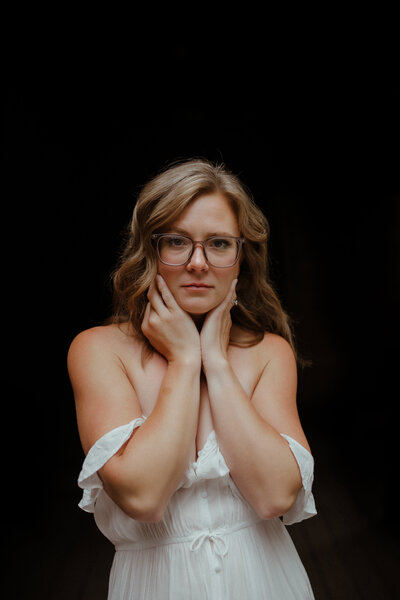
[68,192,310,523]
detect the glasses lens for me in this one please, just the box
[156,235,241,267]
[205,237,239,267]
[158,235,192,265]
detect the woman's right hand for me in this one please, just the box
[141,275,201,364]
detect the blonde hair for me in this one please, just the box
[110,158,297,360]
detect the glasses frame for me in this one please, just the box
[151,233,245,268]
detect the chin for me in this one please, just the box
[179,298,218,315]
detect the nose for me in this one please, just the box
[186,243,209,271]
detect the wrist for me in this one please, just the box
[202,354,230,376]
[168,352,202,370]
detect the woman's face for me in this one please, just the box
[156,193,241,319]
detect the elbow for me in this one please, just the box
[130,505,166,524]
[102,477,167,523]
[119,494,167,523]
[255,491,299,521]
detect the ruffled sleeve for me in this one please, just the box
[77,416,147,513]
[280,434,317,525]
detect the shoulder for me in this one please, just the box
[69,322,137,352]
[231,326,296,368]
[228,330,297,396]
[68,324,118,359]
[250,335,303,435]
[68,324,144,454]
[67,325,117,384]
[255,334,297,385]
[67,323,141,372]
[259,333,296,365]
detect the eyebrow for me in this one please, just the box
[166,226,237,238]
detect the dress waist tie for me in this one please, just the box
[115,515,263,568]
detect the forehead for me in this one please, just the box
[168,193,240,236]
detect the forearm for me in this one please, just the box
[205,359,302,519]
[102,357,201,520]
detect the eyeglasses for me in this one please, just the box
[151,234,245,268]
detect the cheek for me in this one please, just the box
[157,264,180,288]
[220,267,240,295]
[226,264,240,285]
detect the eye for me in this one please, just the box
[208,237,234,250]
[161,235,191,250]
[165,235,189,248]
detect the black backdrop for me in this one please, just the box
[4,34,399,599]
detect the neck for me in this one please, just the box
[189,312,206,330]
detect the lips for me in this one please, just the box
[182,283,213,288]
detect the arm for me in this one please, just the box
[200,284,308,520]
[68,277,201,523]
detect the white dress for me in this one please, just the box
[78,416,317,599]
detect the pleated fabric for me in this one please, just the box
[78,418,316,599]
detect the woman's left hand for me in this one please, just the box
[200,278,238,372]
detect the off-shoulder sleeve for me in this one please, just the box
[280,434,317,525]
[77,416,147,513]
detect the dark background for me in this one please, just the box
[4,24,399,599]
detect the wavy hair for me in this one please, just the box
[110,158,298,361]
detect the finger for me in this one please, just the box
[141,301,151,335]
[146,280,155,300]
[156,275,180,311]
[147,279,169,316]
[208,278,237,317]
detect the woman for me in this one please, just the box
[68,158,317,599]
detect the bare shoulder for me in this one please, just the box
[252,333,310,450]
[254,333,298,393]
[231,326,296,371]
[68,323,143,453]
[230,329,309,449]
[258,332,297,369]
[68,323,138,366]
[68,322,129,351]
[67,323,142,405]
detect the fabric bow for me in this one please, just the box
[189,529,228,558]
